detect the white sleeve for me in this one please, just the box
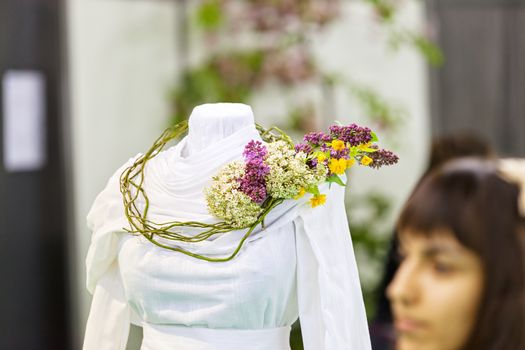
[83,155,141,350]
[295,181,371,350]
[83,261,130,350]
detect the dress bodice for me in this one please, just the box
[118,222,299,329]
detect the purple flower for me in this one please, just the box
[320,143,330,152]
[321,133,332,142]
[330,149,350,159]
[329,124,373,146]
[239,177,267,204]
[239,140,270,204]
[303,131,330,146]
[367,148,399,169]
[243,140,267,162]
[295,143,312,154]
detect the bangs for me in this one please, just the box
[397,159,497,249]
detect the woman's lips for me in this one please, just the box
[394,317,428,333]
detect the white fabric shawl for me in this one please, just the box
[83,122,371,350]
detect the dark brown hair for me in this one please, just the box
[398,158,525,350]
[425,132,494,176]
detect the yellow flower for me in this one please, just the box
[329,158,347,175]
[293,187,306,200]
[358,142,372,150]
[346,158,356,169]
[360,155,373,166]
[309,194,327,208]
[316,153,327,162]
[331,139,345,151]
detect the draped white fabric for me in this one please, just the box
[83,104,371,350]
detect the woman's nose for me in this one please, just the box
[387,259,419,306]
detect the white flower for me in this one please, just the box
[205,141,330,227]
[265,141,326,199]
[205,161,262,228]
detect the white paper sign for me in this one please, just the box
[2,70,46,172]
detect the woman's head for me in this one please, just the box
[387,158,525,350]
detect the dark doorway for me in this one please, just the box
[0,0,71,349]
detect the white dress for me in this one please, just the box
[83,123,371,350]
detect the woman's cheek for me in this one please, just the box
[419,266,483,350]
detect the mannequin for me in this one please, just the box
[83,103,372,350]
[182,103,255,157]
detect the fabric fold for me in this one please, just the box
[83,260,130,350]
[296,178,372,350]
[86,155,141,294]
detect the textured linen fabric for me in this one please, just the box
[83,110,371,349]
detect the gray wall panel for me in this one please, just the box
[429,2,525,157]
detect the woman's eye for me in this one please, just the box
[433,262,454,274]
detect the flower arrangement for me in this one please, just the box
[120,121,398,262]
[205,123,398,228]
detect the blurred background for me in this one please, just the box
[0,0,524,349]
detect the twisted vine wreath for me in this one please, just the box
[119,121,293,262]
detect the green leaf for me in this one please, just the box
[306,185,320,196]
[196,1,223,30]
[371,131,378,142]
[327,174,346,187]
[413,35,444,67]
